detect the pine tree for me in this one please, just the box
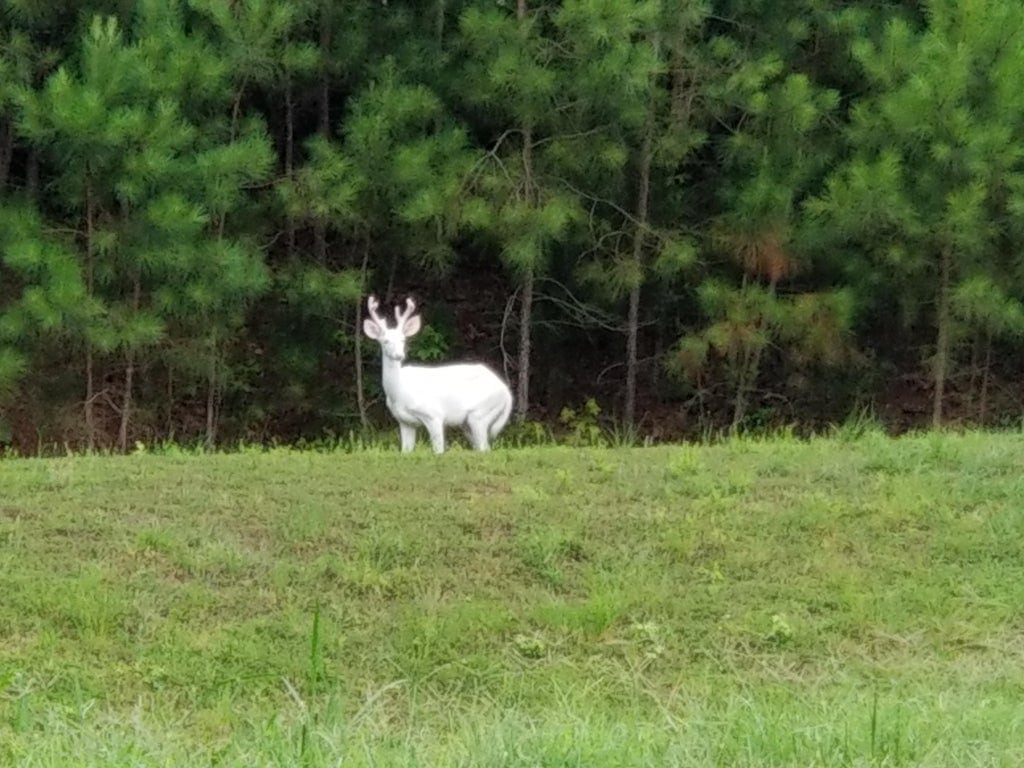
[651,0,853,431]
[188,0,317,253]
[565,0,707,432]
[810,0,1024,426]
[0,203,94,399]
[18,2,273,448]
[457,0,593,421]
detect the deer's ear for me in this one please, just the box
[363,318,384,339]
[403,315,422,337]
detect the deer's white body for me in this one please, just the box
[363,296,513,454]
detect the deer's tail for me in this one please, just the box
[490,387,514,440]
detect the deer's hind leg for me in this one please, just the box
[399,422,417,453]
[465,415,492,452]
[423,416,446,454]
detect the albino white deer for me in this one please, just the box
[363,295,513,453]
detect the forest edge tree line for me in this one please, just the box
[2,0,1024,453]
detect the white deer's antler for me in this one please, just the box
[394,297,416,327]
[366,295,388,328]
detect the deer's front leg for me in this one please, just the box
[399,422,417,453]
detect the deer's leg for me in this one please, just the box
[424,418,446,454]
[466,417,490,451]
[399,422,417,453]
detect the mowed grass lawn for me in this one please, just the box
[2,431,1024,766]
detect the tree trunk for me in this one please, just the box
[932,246,951,428]
[204,68,252,446]
[206,335,219,450]
[625,285,640,433]
[118,277,142,452]
[979,330,992,424]
[355,242,370,430]
[26,148,39,200]
[166,363,175,442]
[314,7,331,264]
[732,277,777,433]
[515,267,534,421]
[514,118,535,420]
[0,120,13,190]
[966,333,979,412]
[625,114,653,434]
[313,208,327,264]
[218,79,248,241]
[84,176,97,450]
[318,20,331,138]
[85,351,96,450]
[285,76,297,259]
[512,0,534,422]
[436,0,446,43]
[731,348,752,433]
[651,305,663,396]
[119,352,135,452]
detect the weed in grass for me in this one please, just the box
[531,590,622,640]
[830,405,887,442]
[512,632,548,660]
[516,527,586,589]
[558,398,607,447]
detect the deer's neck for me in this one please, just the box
[380,355,407,401]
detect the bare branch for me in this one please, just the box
[533,276,656,334]
[595,354,661,385]
[532,125,609,148]
[500,287,519,383]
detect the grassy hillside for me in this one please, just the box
[2,432,1024,766]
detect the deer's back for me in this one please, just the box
[391,362,510,424]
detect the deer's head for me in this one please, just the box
[363,296,421,362]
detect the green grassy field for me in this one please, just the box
[2,430,1024,766]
